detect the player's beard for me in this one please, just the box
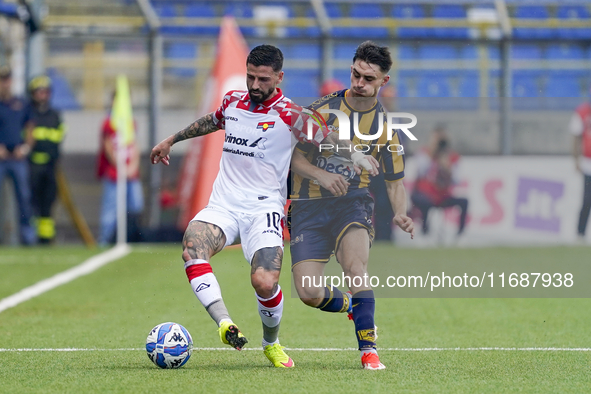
[249,87,273,104]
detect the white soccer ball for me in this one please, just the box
[146,322,193,369]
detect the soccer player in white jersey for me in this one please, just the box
[151,45,378,368]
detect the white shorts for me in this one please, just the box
[191,204,285,264]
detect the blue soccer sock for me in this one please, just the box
[352,290,377,350]
[317,286,350,313]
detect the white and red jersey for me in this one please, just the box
[570,102,591,175]
[209,88,329,212]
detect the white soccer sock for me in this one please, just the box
[185,259,230,325]
[256,286,283,343]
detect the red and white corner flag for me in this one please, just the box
[176,17,249,228]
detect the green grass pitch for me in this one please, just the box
[1,244,590,393]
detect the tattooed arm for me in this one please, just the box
[151,112,220,166]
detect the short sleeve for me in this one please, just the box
[284,104,331,147]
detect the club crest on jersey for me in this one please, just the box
[257,121,275,132]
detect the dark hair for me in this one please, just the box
[353,41,392,74]
[246,45,284,72]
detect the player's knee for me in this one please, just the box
[299,296,321,308]
[251,272,278,298]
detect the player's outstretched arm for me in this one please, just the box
[291,148,349,197]
[320,132,379,176]
[386,179,415,239]
[151,112,220,165]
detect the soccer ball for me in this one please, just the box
[146,322,193,369]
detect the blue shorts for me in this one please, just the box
[289,189,375,268]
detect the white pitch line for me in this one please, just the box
[0,244,131,314]
[1,347,591,352]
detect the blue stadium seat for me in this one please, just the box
[46,68,80,110]
[512,72,542,110]
[512,44,542,59]
[348,3,388,39]
[324,3,347,37]
[457,74,479,97]
[545,75,582,109]
[431,5,469,39]
[546,44,585,60]
[183,3,218,35]
[398,44,416,60]
[460,45,479,60]
[224,2,255,36]
[513,5,554,39]
[417,44,457,59]
[283,69,321,98]
[284,43,321,60]
[417,75,451,97]
[154,4,176,17]
[546,76,580,97]
[392,4,427,38]
[164,42,197,78]
[556,5,591,39]
[334,43,358,60]
[333,69,352,88]
[304,7,321,38]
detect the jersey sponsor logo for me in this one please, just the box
[195,283,211,292]
[225,115,238,122]
[225,133,249,146]
[290,234,304,246]
[316,155,355,180]
[262,229,282,238]
[249,137,267,150]
[223,147,257,157]
[257,121,275,132]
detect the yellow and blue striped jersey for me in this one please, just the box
[290,89,405,200]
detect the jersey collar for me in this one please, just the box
[247,88,284,108]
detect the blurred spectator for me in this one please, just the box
[28,75,65,244]
[411,125,468,236]
[570,92,591,241]
[0,65,36,245]
[96,94,143,245]
[319,79,345,97]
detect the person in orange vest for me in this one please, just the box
[411,125,468,236]
[570,90,591,241]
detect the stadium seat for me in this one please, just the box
[432,5,469,39]
[304,7,322,38]
[556,5,591,39]
[392,4,427,38]
[348,3,388,39]
[512,71,543,109]
[417,75,451,97]
[513,5,554,39]
[282,69,321,98]
[398,44,417,60]
[164,42,197,78]
[418,44,457,60]
[183,3,218,35]
[512,44,542,59]
[545,75,582,109]
[324,3,348,37]
[333,69,352,88]
[284,43,321,60]
[546,44,585,60]
[224,2,256,36]
[334,43,358,60]
[460,45,479,60]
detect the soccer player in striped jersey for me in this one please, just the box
[289,41,415,370]
[151,45,377,368]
